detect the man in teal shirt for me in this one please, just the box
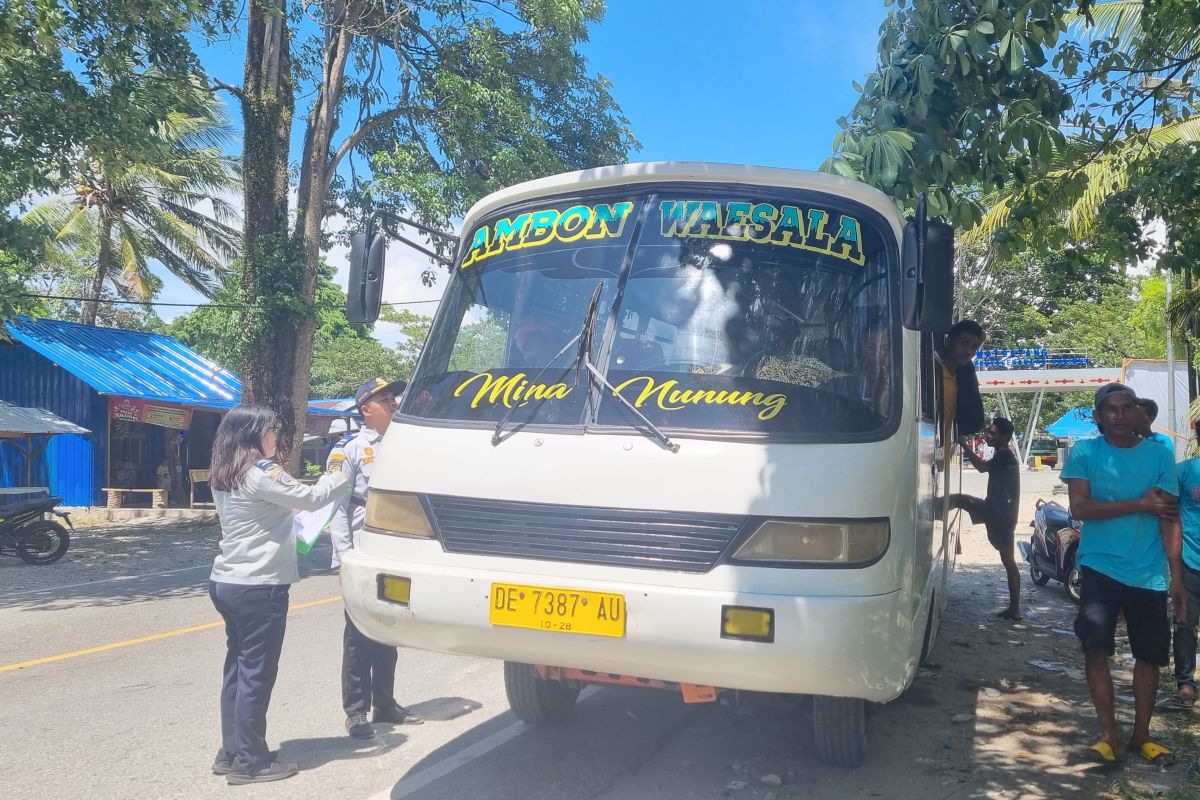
[1136,398,1176,456]
[1063,383,1185,765]
[1172,418,1200,707]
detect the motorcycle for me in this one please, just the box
[1019,499,1082,603]
[0,495,72,565]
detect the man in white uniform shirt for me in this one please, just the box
[328,378,424,739]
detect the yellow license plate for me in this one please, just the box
[489,583,626,637]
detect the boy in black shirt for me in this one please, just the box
[948,417,1023,620]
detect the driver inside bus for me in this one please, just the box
[511,313,572,368]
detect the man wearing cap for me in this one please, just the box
[327,378,424,739]
[1136,398,1176,456]
[1062,382,1185,765]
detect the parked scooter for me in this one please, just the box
[0,495,72,565]
[1019,499,1082,603]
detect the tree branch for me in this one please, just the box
[330,106,410,172]
[212,79,246,102]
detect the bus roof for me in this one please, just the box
[461,161,905,239]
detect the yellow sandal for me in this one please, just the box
[1132,741,1174,766]
[1087,740,1119,764]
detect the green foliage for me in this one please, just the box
[826,0,1200,246]
[20,82,239,324]
[380,307,434,377]
[824,0,1074,228]
[0,0,208,205]
[170,262,423,399]
[348,0,639,285]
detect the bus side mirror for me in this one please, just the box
[347,231,386,324]
[901,200,954,332]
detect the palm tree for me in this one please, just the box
[964,0,1200,246]
[25,83,240,326]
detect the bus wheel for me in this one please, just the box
[503,662,580,724]
[811,695,868,767]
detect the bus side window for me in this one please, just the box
[919,332,936,423]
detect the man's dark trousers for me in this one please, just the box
[209,581,290,772]
[1173,563,1200,690]
[343,612,398,714]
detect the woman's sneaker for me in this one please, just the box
[225,760,299,785]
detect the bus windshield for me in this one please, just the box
[402,187,897,440]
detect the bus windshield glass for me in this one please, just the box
[402,188,897,439]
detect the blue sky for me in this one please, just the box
[158,0,889,322]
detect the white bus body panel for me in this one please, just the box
[341,164,946,704]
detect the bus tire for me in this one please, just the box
[811,695,868,767]
[503,662,580,724]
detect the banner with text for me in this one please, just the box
[109,397,193,430]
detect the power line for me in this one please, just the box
[17,293,441,308]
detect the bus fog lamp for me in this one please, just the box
[732,520,889,564]
[721,605,774,642]
[378,574,412,605]
[365,491,434,538]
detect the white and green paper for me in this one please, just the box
[294,484,353,554]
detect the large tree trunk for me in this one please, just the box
[240,0,301,468]
[284,0,364,469]
[82,212,113,326]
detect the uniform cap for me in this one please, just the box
[355,377,406,409]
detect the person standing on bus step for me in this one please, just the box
[209,404,350,785]
[947,417,1022,620]
[1136,398,1176,455]
[937,320,985,557]
[329,378,425,739]
[1062,383,1186,766]
[1169,417,1200,709]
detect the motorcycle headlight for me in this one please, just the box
[732,519,889,565]
[365,491,435,539]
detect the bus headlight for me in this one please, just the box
[732,520,889,565]
[365,491,435,538]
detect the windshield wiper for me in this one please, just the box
[492,282,679,453]
[575,284,680,454]
[490,325,585,447]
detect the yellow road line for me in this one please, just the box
[0,595,343,674]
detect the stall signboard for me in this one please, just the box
[974,348,1091,370]
[109,397,193,430]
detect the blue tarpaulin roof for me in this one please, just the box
[1046,406,1098,439]
[5,317,344,416]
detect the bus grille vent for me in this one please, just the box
[424,495,749,573]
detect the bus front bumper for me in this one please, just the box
[340,549,913,703]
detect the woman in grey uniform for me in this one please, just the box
[207,404,348,785]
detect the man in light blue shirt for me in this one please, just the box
[1172,419,1200,707]
[1063,383,1185,766]
[1136,398,1176,457]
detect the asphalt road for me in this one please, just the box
[1,470,1132,800]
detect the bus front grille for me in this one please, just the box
[424,495,750,573]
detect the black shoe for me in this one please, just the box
[212,748,279,776]
[346,711,375,739]
[373,701,424,725]
[225,760,298,785]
